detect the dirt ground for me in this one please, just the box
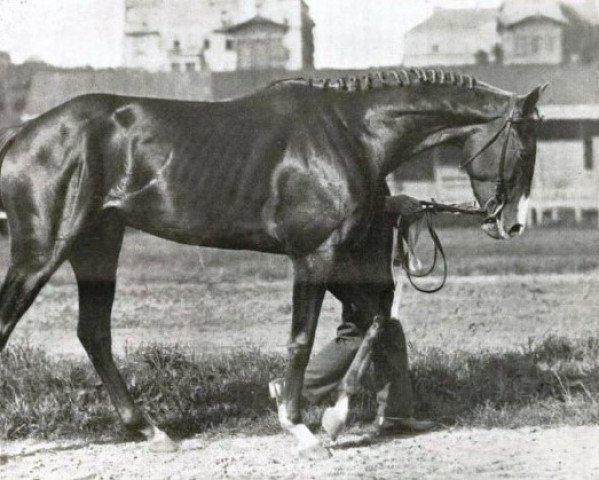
[2,425,599,480]
[10,272,599,358]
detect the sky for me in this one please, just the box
[0,0,501,69]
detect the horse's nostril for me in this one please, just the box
[509,224,523,236]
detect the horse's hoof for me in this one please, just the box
[322,405,346,441]
[298,442,332,460]
[145,427,180,453]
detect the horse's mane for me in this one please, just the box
[267,68,479,92]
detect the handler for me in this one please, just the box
[273,195,437,435]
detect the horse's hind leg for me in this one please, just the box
[0,263,60,351]
[0,214,74,350]
[68,214,178,452]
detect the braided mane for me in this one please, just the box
[268,68,478,92]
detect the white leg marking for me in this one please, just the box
[322,393,349,441]
[517,195,530,232]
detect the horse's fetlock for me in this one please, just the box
[121,407,145,431]
[279,402,301,427]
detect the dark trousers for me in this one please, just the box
[302,308,413,418]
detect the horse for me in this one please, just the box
[0,68,545,457]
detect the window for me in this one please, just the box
[171,62,180,72]
[515,36,527,56]
[431,44,439,53]
[225,39,234,51]
[185,62,196,72]
[531,36,541,54]
[204,39,210,49]
[546,36,555,52]
[584,138,593,170]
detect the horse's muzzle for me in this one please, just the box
[481,217,503,239]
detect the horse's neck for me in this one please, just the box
[337,85,510,177]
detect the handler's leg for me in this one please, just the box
[302,309,365,404]
[371,289,435,434]
[309,274,434,438]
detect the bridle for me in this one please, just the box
[459,95,540,223]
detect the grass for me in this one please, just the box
[2,336,599,441]
[118,226,599,280]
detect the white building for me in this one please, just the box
[123,0,314,72]
[403,1,599,67]
[403,8,500,67]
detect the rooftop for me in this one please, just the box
[499,0,568,26]
[218,15,289,34]
[407,7,498,34]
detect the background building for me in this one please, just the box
[403,0,599,67]
[403,8,499,67]
[123,0,314,72]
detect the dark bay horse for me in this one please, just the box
[0,69,545,455]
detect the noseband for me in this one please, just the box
[460,95,539,223]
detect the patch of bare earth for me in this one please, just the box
[2,426,599,480]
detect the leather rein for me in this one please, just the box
[390,200,484,294]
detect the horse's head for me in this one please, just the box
[460,84,547,239]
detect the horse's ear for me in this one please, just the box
[522,83,549,115]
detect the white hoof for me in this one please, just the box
[287,423,330,458]
[142,426,180,453]
[321,394,349,441]
[322,407,345,441]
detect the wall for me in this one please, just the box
[502,19,563,65]
[530,138,599,213]
[123,0,167,71]
[403,20,498,67]
[204,32,237,72]
[124,33,166,71]
[23,69,212,119]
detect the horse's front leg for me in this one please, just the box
[321,314,384,440]
[319,282,385,440]
[276,254,330,458]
